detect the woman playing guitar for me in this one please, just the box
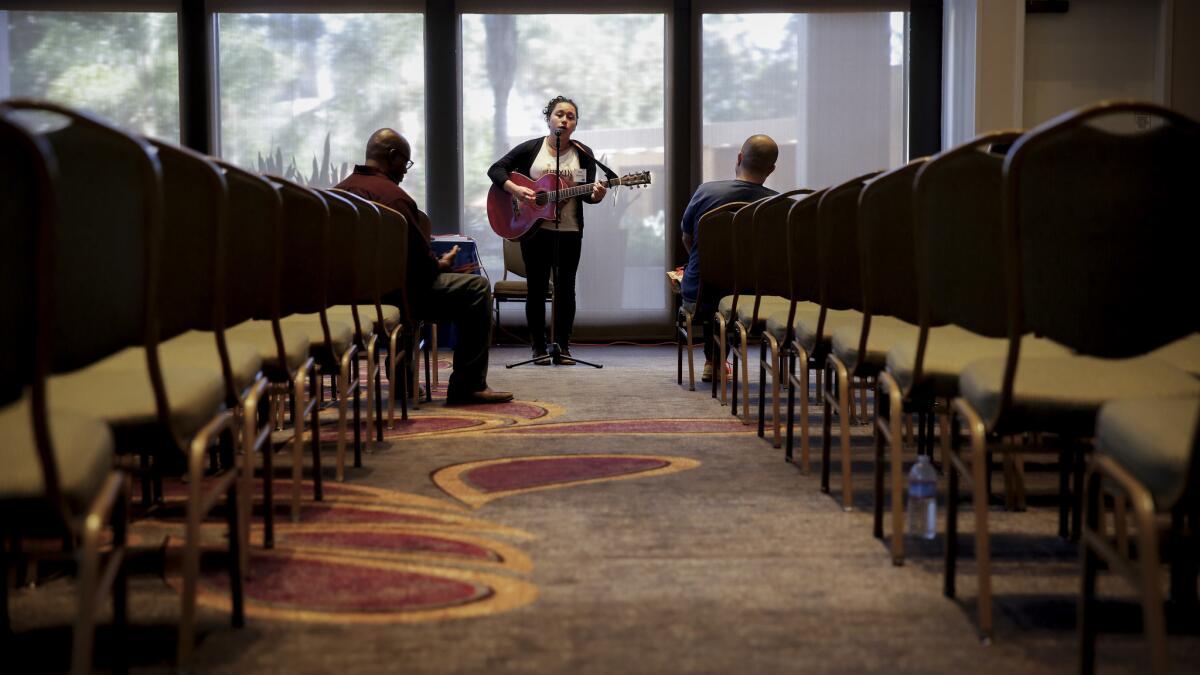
[487,95,615,365]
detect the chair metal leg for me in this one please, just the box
[310,364,323,502]
[1078,469,1101,675]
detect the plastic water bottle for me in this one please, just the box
[907,455,937,540]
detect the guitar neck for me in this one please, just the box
[550,177,620,202]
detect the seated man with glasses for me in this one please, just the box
[335,128,513,405]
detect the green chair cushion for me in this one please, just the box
[280,314,355,354]
[493,279,528,298]
[0,396,114,528]
[159,330,263,392]
[960,355,1200,436]
[831,315,919,374]
[48,350,225,440]
[736,295,791,328]
[1096,395,1200,508]
[886,326,1071,398]
[763,302,821,341]
[794,308,861,356]
[225,320,312,376]
[717,295,735,322]
[1150,333,1200,377]
[327,304,401,335]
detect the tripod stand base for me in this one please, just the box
[505,343,603,369]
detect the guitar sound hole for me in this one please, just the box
[535,192,548,206]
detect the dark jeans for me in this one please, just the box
[390,272,493,397]
[682,291,721,362]
[520,228,582,351]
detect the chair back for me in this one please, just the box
[785,190,825,306]
[914,132,1020,337]
[503,238,528,279]
[376,203,411,323]
[817,171,882,311]
[214,161,282,327]
[752,190,812,305]
[730,196,770,313]
[0,111,70,520]
[417,209,433,241]
[272,178,329,317]
[858,159,926,323]
[695,201,746,302]
[321,190,361,309]
[148,140,228,340]
[331,189,384,326]
[4,101,163,376]
[1005,101,1200,357]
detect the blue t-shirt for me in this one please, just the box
[680,179,778,303]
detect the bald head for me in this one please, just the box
[365,128,412,183]
[736,134,778,183]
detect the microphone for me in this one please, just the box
[554,128,562,137]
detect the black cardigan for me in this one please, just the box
[487,136,615,232]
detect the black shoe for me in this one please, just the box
[533,346,550,365]
[445,387,515,405]
[558,345,576,366]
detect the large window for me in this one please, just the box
[702,12,907,190]
[216,12,426,197]
[462,13,667,331]
[0,10,180,140]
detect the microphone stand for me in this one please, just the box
[506,128,602,369]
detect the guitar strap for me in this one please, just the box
[570,140,619,182]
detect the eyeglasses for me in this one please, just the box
[399,157,414,171]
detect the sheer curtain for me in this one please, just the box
[0,10,179,140]
[461,13,667,335]
[702,12,907,190]
[216,12,426,199]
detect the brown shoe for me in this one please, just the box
[445,387,514,405]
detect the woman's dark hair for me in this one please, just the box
[543,95,578,119]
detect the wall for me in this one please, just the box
[1022,0,1161,126]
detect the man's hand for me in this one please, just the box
[591,181,607,202]
[438,244,460,271]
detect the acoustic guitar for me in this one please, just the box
[487,170,651,241]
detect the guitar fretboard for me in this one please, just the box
[547,177,623,202]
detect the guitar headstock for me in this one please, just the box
[617,171,652,188]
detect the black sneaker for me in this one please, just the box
[533,346,550,365]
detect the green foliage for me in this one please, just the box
[254,132,347,188]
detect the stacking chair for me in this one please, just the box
[946,102,1200,641]
[873,132,1069,564]
[807,172,881,509]
[5,100,244,667]
[779,190,828,471]
[0,108,129,675]
[732,190,811,426]
[278,186,360,483]
[1080,395,1200,675]
[375,203,412,427]
[684,202,746,402]
[757,192,821,448]
[215,160,315,542]
[328,189,398,446]
[495,238,551,343]
[722,198,771,413]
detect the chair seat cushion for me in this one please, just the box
[493,279,528,297]
[831,315,919,374]
[763,302,821,341]
[280,314,355,354]
[159,330,263,393]
[1096,395,1200,508]
[887,326,1071,397]
[794,308,861,355]
[48,350,226,439]
[225,320,311,376]
[327,304,401,334]
[0,396,114,526]
[717,295,735,322]
[960,355,1200,436]
[736,295,791,329]
[1150,333,1200,377]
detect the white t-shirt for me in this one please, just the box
[530,136,586,232]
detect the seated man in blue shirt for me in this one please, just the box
[679,134,778,382]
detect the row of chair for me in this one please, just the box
[0,100,428,672]
[678,101,1200,673]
